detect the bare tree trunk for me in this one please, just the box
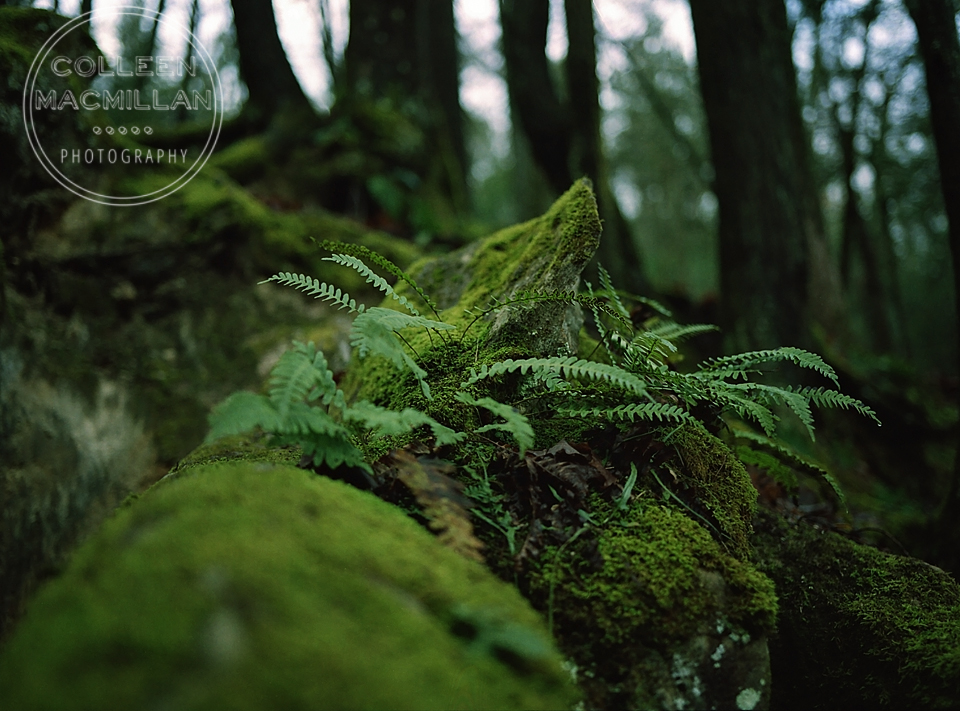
[229,0,312,124]
[564,0,647,295]
[499,0,573,196]
[689,0,833,352]
[904,0,960,566]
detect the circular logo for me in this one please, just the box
[22,9,223,207]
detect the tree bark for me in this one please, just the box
[343,0,467,215]
[499,0,573,196]
[229,0,312,123]
[903,0,960,561]
[689,0,828,352]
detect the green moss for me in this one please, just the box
[667,421,758,561]
[753,510,960,709]
[528,499,776,708]
[535,502,776,651]
[0,462,577,710]
[208,136,271,182]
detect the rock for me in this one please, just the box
[0,462,577,710]
[752,509,960,710]
[530,500,777,710]
[407,177,601,357]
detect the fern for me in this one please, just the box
[323,253,422,317]
[350,307,455,399]
[260,272,365,313]
[695,347,839,386]
[344,401,465,446]
[455,393,535,456]
[559,402,692,424]
[730,424,846,506]
[320,239,443,320]
[463,357,652,401]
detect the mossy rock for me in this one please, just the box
[530,500,777,710]
[752,509,960,710]
[0,462,577,710]
[667,421,758,561]
[342,178,602,416]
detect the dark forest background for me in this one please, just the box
[3,0,960,621]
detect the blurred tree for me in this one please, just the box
[904,0,960,568]
[499,0,646,294]
[230,0,312,124]
[689,0,841,352]
[340,0,468,231]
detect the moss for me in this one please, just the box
[0,462,577,710]
[529,499,777,708]
[752,510,960,710]
[667,421,758,561]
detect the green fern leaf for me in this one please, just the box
[696,347,839,385]
[598,264,631,320]
[260,272,364,313]
[344,401,466,446]
[323,253,421,316]
[296,431,370,472]
[787,386,881,425]
[268,342,339,419]
[463,357,651,401]
[559,402,691,424]
[350,307,454,399]
[646,322,720,343]
[455,392,535,456]
[734,445,799,492]
[205,391,280,443]
[320,239,442,319]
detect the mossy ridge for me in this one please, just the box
[665,421,759,561]
[529,499,777,709]
[752,510,960,710]
[0,462,577,711]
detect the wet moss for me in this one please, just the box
[752,509,960,710]
[528,499,777,708]
[0,462,578,710]
[667,421,758,561]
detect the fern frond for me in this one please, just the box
[729,424,845,506]
[260,272,364,313]
[455,393,535,456]
[734,445,799,492]
[646,322,720,344]
[787,386,881,425]
[718,381,816,440]
[320,239,442,319]
[267,342,339,419]
[598,264,631,321]
[463,357,652,401]
[559,402,691,424]
[350,307,455,399]
[295,431,370,472]
[323,253,422,316]
[205,391,281,443]
[344,401,466,446]
[696,347,839,385]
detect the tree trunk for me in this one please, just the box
[563,0,647,295]
[499,0,573,196]
[903,0,960,565]
[689,0,830,353]
[342,0,467,218]
[230,0,312,124]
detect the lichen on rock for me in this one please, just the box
[0,462,577,710]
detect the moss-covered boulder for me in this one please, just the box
[752,509,960,710]
[0,461,576,710]
[530,501,776,710]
